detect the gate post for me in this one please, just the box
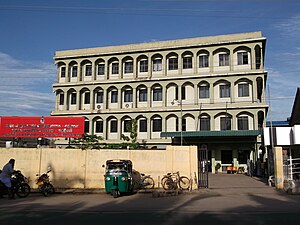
[273,147,284,189]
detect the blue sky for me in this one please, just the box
[0,0,299,121]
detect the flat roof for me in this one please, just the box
[54,31,265,60]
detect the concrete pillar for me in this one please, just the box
[273,147,284,189]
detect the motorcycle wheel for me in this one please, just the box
[42,183,55,197]
[16,183,31,198]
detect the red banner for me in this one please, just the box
[0,116,85,138]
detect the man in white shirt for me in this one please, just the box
[0,159,15,198]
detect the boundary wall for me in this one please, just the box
[0,146,198,189]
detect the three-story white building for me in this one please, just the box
[52,31,268,173]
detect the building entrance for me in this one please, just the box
[198,144,209,188]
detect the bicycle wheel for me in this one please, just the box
[161,177,173,190]
[178,176,190,190]
[142,177,155,189]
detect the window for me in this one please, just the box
[200,117,210,131]
[220,84,230,98]
[124,61,133,74]
[220,117,231,130]
[199,85,209,98]
[112,63,119,74]
[219,53,229,66]
[85,65,92,76]
[70,93,76,105]
[124,120,132,132]
[238,83,250,97]
[181,86,186,100]
[182,118,186,131]
[153,59,162,72]
[199,55,209,68]
[140,60,148,73]
[153,88,162,101]
[139,89,147,102]
[168,58,178,70]
[221,150,232,164]
[110,120,117,133]
[95,120,103,133]
[238,116,249,130]
[59,93,64,105]
[96,92,103,103]
[84,120,89,133]
[97,64,105,75]
[72,66,77,77]
[60,67,66,77]
[84,92,90,104]
[237,52,249,65]
[124,90,133,102]
[238,150,250,164]
[152,118,162,132]
[139,119,147,132]
[183,56,192,69]
[111,90,118,103]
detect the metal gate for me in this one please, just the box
[198,145,209,188]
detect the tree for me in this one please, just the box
[71,133,103,150]
[121,119,139,148]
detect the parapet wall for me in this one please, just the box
[0,146,198,189]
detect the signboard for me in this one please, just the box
[0,116,85,138]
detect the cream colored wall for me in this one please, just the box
[0,146,198,190]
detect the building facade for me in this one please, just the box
[52,32,268,172]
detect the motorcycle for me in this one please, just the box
[36,167,55,197]
[0,170,31,198]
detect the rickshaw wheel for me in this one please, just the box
[112,190,119,198]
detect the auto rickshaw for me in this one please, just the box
[103,159,134,198]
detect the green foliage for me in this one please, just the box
[215,163,221,171]
[121,119,139,148]
[71,133,103,150]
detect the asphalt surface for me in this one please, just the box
[1,174,299,225]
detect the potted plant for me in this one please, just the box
[215,163,221,174]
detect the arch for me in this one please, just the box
[151,114,162,120]
[233,46,251,54]
[93,116,103,122]
[69,60,78,67]
[166,114,178,132]
[181,51,193,57]
[257,110,265,129]
[166,52,178,58]
[151,53,163,60]
[197,49,210,56]
[255,45,262,69]
[80,59,92,66]
[214,112,232,119]
[213,79,230,87]
[213,47,230,55]
[122,56,133,63]
[256,77,263,102]
[237,111,254,117]
[108,57,119,63]
[137,54,148,61]
[95,58,105,64]
[234,78,252,85]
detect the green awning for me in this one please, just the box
[160,130,262,138]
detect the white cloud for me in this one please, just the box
[0,52,56,116]
[274,14,300,38]
[266,67,299,121]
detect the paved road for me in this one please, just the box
[1,174,299,225]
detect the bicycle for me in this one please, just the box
[132,172,155,189]
[140,173,155,189]
[161,171,190,190]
